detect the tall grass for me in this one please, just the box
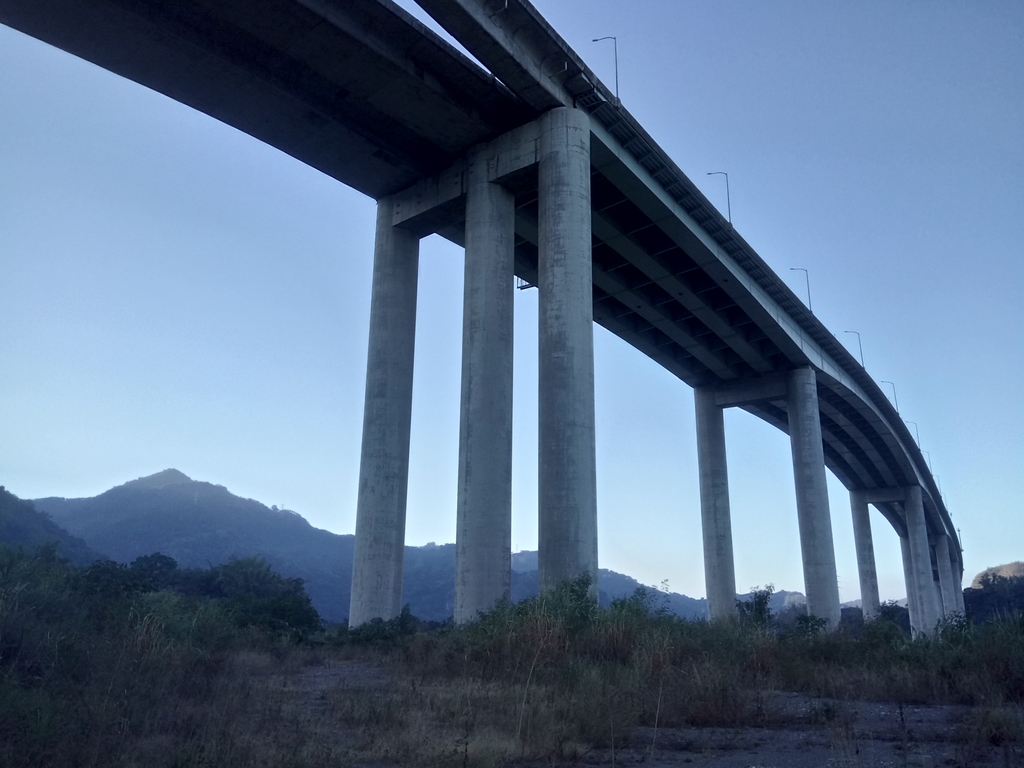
[0,546,315,768]
[4,553,1024,767]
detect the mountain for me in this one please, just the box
[0,485,103,565]
[972,562,1024,588]
[35,471,362,623]
[34,469,807,623]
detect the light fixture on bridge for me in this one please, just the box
[844,330,865,367]
[789,267,812,312]
[706,171,732,225]
[921,449,933,471]
[591,36,619,106]
[880,380,900,413]
[905,420,922,447]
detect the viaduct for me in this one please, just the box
[0,0,965,634]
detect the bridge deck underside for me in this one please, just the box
[0,0,536,198]
[0,0,956,563]
[455,170,927,519]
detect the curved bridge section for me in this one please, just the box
[0,0,962,634]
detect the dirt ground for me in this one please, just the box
[581,694,1024,768]
[260,660,1024,768]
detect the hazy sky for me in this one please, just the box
[2,1,1022,603]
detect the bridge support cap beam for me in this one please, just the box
[350,197,420,627]
[787,366,841,628]
[694,387,737,621]
[850,490,881,621]
[454,148,516,624]
[905,485,943,636]
[537,106,598,594]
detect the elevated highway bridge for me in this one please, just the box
[0,0,963,633]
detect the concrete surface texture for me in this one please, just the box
[905,485,944,635]
[537,106,599,594]
[694,386,738,621]
[454,148,515,624]
[786,367,842,627]
[849,490,881,620]
[349,198,420,627]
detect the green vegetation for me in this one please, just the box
[965,572,1024,623]
[3,547,1024,767]
[0,545,321,767]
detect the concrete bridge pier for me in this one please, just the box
[454,148,516,624]
[787,366,842,627]
[349,197,420,627]
[537,106,599,594]
[953,559,966,613]
[694,386,738,621]
[933,534,959,617]
[904,485,943,635]
[900,536,923,634]
[850,490,881,620]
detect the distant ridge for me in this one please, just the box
[972,562,1024,588]
[0,486,103,565]
[34,470,810,623]
[121,468,194,490]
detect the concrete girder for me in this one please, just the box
[591,294,704,383]
[512,201,741,380]
[413,0,603,113]
[817,413,887,491]
[590,211,775,375]
[713,373,788,407]
[589,130,808,369]
[816,386,902,487]
[0,0,531,199]
[382,108,958,561]
[391,120,542,233]
[590,267,741,380]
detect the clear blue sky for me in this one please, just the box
[2,1,1021,602]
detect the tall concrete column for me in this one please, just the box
[904,485,943,635]
[694,387,737,621]
[786,366,841,627]
[953,560,966,613]
[850,490,881,620]
[933,534,958,616]
[537,106,598,594]
[900,536,922,635]
[349,197,419,627]
[454,150,515,624]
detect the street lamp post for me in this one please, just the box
[591,36,619,105]
[706,171,731,224]
[905,420,921,447]
[922,449,933,470]
[789,267,812,312]
[844,330,864,367]
[880,380,899,413]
